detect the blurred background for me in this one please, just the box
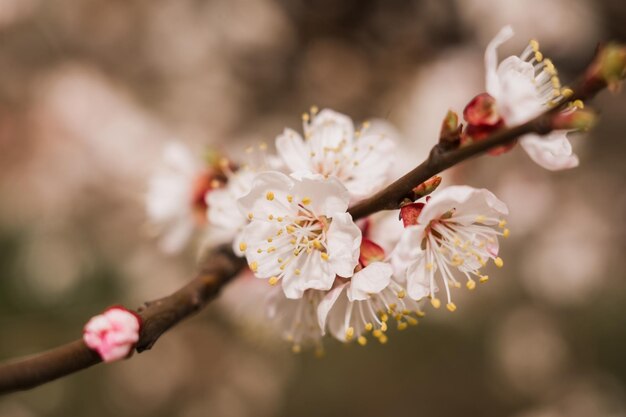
[1,0,626,416]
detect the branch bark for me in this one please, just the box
[0,45,617,395]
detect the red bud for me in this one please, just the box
[359,238,386,267]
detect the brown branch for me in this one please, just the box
[349,72,606,220]
[0,245,246,394]
[0,43,620,395]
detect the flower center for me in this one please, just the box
[519,39,574,108]
[420,213,509,310]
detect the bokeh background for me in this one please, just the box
[1,0,626,416]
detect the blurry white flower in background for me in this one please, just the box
[146,141,206,253]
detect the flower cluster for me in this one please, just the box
[144,27,593,353]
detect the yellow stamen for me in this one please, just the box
[447,303,457,312]
[266,191,274,201]
[249,261,258,272]
[357,336,367,346]
[269,276,279,286]
[494,257,504,268]
[302,197,311,205]
[431,298,441,309]
[466,280,476,290]
[239,242,247,252]
[345,327,354,341]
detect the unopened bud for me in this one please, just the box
[439,110,462,148]
[552,109,597,131]
[463,93,501,126]
[400,202,425,227]
[359,238,386,267]
[412,176,442,199]
[584,43,626,93]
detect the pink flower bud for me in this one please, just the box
[359,238,386,267]
[83,307,141,363]
[463,93,501,127]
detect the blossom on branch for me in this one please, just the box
[83,307,141,363]
[276,108,396,200]
[237,172,361,299]
[393,186,509,311]
[463,26,581,170]
[146,142,226,253]
[318,235,424,346]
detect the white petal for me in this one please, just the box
[419,185,508,224]
[162,141,199,174]
[326,212,362,277]
[207,188,246,232]
[291,176,350,216]
[305,109,355,149]
[159,217,195,254]
[237,171,294,219]
[390,225,425,280]
[240,220,285,277]
[326,286,351,341]
[275,128,313,174]
[485,25,514,98]
[520,132,579,171]
[496,56,544,124]
[317,284,347,335]
[406,254,435,300]
[366,210,404,254]
[347,262,392,301]
[343,126,396,199]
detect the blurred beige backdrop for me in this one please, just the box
[0,0,625,416]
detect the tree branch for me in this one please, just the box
[0,44,619,395]
[0,246,246,394]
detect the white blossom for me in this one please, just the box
[267,288,325,354]
[237,172,361,299]
[317,212,424,345]
[393,186,509,311]
[484,25,579,170]
[275,108,396,200]
[146,141,210,253]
